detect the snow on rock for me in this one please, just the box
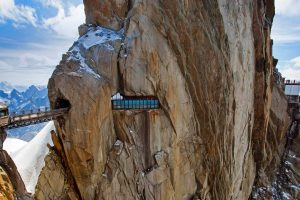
[111,93,123,100]
[9,121,54,193]
[67,45,102,80]
[79,26,123,49]
[3,138,27,155]
[66,26,123,80]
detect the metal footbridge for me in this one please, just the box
[0,107,69,130]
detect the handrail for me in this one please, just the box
[9,107,51,117]
[1,107,69,130]
[111,99,160,110]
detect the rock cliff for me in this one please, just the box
[35,0,290,199]
[251,84,290,199]
[0,129,31,199]
[0,166,14,200]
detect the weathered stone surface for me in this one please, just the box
[83,0,129,30]
[0,150,30,199]
[47,25,121,199]
[279,124,300,199]
[0,166,14,200]
[0,121,31,199]
[35,150,79,200]
[0,128,6,149]
[40,0,289,199]
[251,84,290,198]
[252,0,275,171]
[250,0,292,195]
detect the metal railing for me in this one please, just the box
[112,99,160,110]
[111,94,160,110]
[9,107,50,117]
[285,80,300,85]
[2,107,69,129]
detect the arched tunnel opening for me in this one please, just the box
[54,97,71,133]
[54,98,71,110]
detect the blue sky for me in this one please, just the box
[0,0,84,86]
[0,0,299,86]
[272,0,300,81]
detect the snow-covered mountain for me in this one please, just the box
[3,121,54,193]
[0,84,49,112]
[0,82,50,141]
[0,81,27,93]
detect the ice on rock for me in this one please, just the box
[111,93,123,100]
[67,46,101,80]
[78,26,123,49]
[66,26,123,80]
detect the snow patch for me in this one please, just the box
[111,93,123,100]
[6,122,54,193]
[66,26,123,80]
[79,26,122,49]
[282,191,292,199]
[3,138,27,155]
[68,45,101,80]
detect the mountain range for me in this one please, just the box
[0,82,50,141]
[0,81,28,93]
[0,82,49,112]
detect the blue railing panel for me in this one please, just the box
[112,99,160,110]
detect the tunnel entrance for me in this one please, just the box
[54,98,71,109]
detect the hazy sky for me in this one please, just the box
[0,0,299,86]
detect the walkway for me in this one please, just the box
[1,107,69,130]
[111,93,160,110]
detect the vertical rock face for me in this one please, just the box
[83,0,129,30]
[251,84,290,198]
[250,0,291,194]
[0,166,14,200]
[276,123,300,199]
[37,0,288,199]
[35,150,79,200]
[252,0,275,173]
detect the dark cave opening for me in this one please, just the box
[54,98,71,110]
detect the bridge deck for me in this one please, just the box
[2,108,69,129]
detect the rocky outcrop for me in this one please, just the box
[276,122,300,199]
[39,0,289,199]
[251,0,276,173]
[0,128,31,199]
[251,84,290,198]
[35,150,79,200]
[0,150,28,198]
[0,166,14,200]
[83,0,129,30]
[0,128,6,149]
[250,0,292,195]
